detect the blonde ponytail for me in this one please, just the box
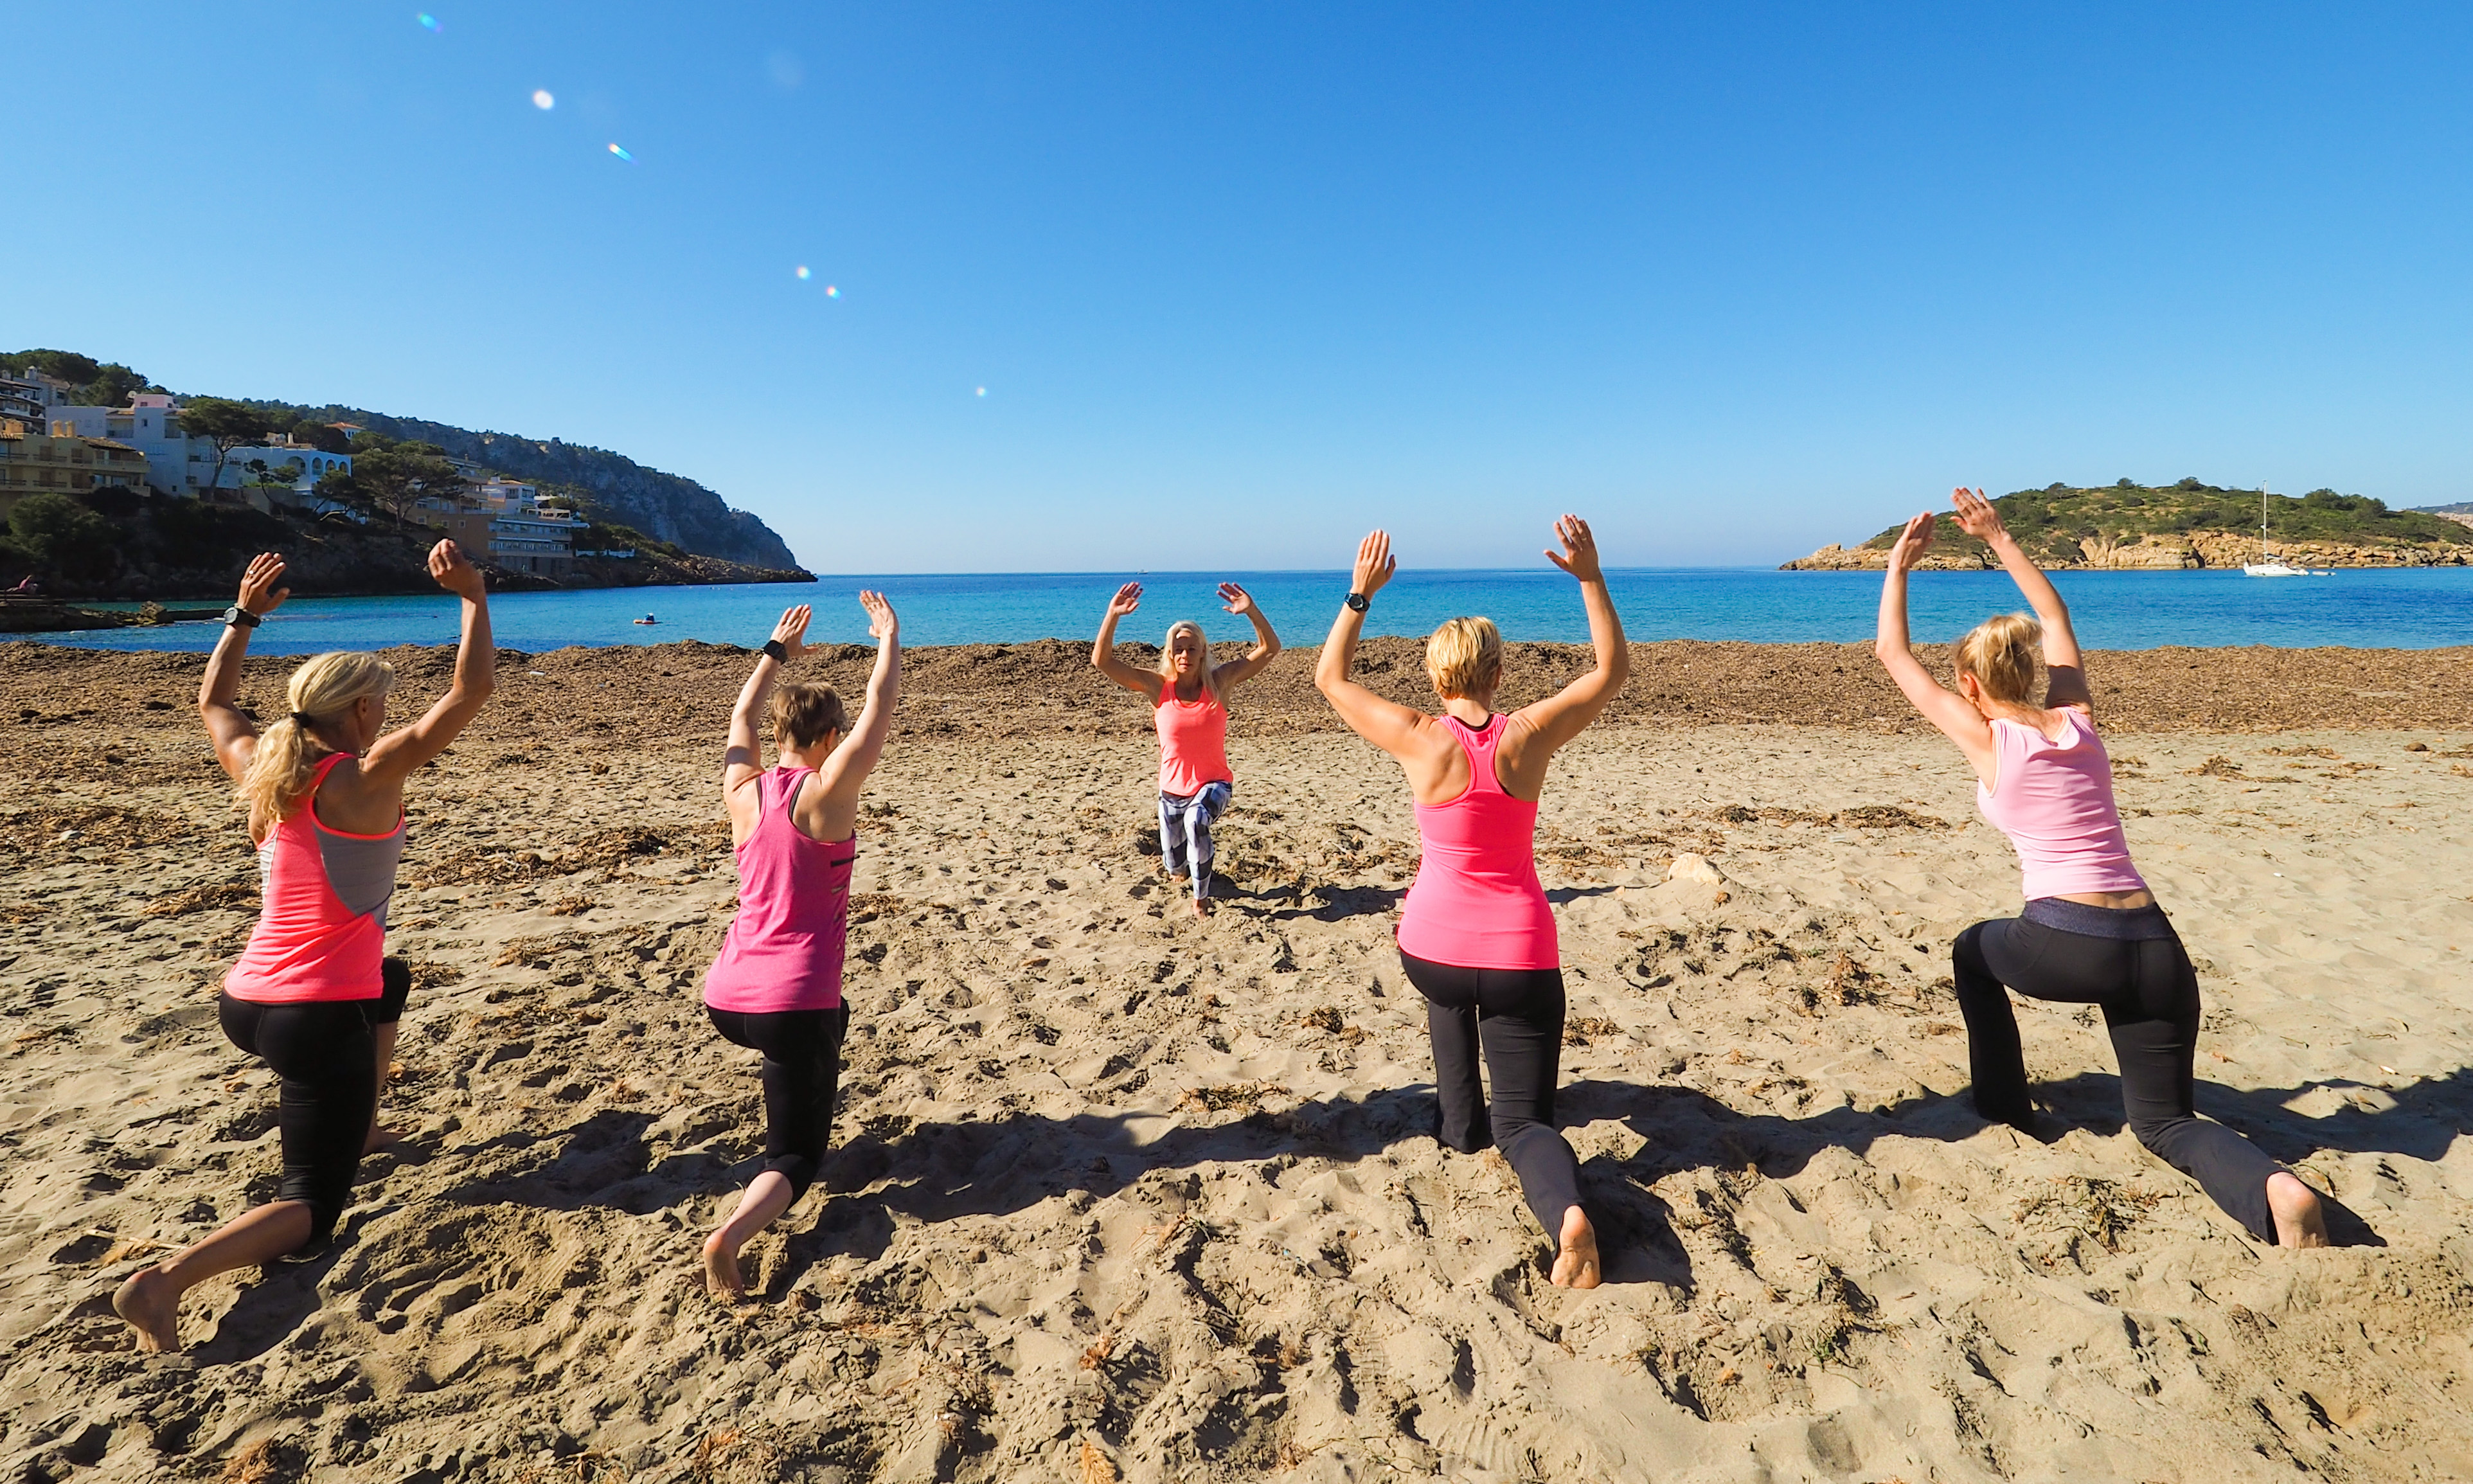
[236,652,396,821]
[1954,612,2042,706]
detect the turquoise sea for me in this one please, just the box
[49,566,2473,655]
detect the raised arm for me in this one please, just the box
[1208,583,1282,691]
[1873,512,1997,776]
[198,553,290,783]
[1950,487,2091,713]
[1507,515,1629,754]
[817,591,902,804]
[1313,530,1433,758]
[723,605,810,823]
[360,541,495,785]
[1090,582,1164,700]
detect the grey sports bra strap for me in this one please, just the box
[781,767,812,824]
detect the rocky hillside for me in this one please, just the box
[1785,480,2473,570]
[2409,501,2473,532]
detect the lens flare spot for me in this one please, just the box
[607,143,634,161]
[416,12,440,31]
[794,265,810,280]
[531,89,555,110]
[825,285,839,298]
[974,386,987,398]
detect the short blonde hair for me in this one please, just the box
[1955,612,2042,704]
[236,651,396,821]
[772,681,849,748]
[1425,616,1503,699]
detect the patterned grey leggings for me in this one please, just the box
[1158,781,1233,900]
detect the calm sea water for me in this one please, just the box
[51,566,2473,655]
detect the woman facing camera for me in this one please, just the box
[116,542,495,1352]
[701,594,901,1299]
[1875,487,2325,1247]
[1314,517,1629,1289]
[1091,580,1282,916]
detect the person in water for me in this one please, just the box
[116,542,496,1352]
[1875,488,2327,1247]
[1091,580,1283,916]
[1314,517,1629,1288]
[701,594,902,1299]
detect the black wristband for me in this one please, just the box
[760,639,788,663]
[1344,592,1370,613]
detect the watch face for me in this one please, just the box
[1346,593,1368,612]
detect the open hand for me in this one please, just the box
[1950,487,2008,544]
[769,604,812,661]
[1544,514,1602,582]
[1352,531,1397,598]
[1217,582,1258,618]
[860,590,898,643]
[236,552,290,618]
[1106,582,1143,619]
[427,540,487,599]
[1888,512,1937,573]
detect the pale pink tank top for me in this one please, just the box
[1156,688,1232,797]
[1976,711,2149,900]
[1397,715,1559,971]
[704,767,857,1014]
[225,753,406,1004]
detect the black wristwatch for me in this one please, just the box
[1344,592,1370,613]
[760,639,789,663]
[222,605,261,629]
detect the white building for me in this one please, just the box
[43,395,219,496]
[217,438,351,493]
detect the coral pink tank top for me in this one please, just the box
[704,767,857,1014]
[1155,688,1232,797]
[225,753,406,1004]
[1977,711,2149,900]
[1397,715,1559,970]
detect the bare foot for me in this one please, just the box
[2268,1172,2330,1249]
[702,1229,748,1301]
[1549,1205,1602,1289]
[1190,897,1211,919]
[362,1122,400,1156]
[113,1267,182,1353]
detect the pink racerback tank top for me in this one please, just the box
[1396,715,1559,970]
[1155,688,1233,797]
[704,766,858,1014]
[225,753,406,1004]
[1976,711,2149,900]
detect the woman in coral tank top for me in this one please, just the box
[1091,580,1283,916]
[1875,488,2325,1247]
[116,542,496,1352]
[1315,516,1629,1289]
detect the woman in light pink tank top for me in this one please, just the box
[117,542,497,1353]
[1091,580,1283,916]
[1316,516,1630,1290]
[700,593,902,1300]
[1875,488,2326,1247]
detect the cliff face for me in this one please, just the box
[262,404,801,569]
[1783,482,2473,570]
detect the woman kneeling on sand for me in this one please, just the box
[1091,580,1282,916]
[701,594,900,1298]
[1875,488,2326,1247]
[117,542,496,1352]
[1315,517,1628,1288]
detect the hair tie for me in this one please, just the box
[290,711,314,727]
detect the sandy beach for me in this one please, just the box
[3,638,2471,1482]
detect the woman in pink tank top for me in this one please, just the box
[700,593,902,1300]
[117,542,496,1352]
[1875,488,2325,1247]
[1091,580,1283,916]
[1316,516,1630,1290]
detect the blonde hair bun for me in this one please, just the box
[1425,616,1503,699]
[1954,611,2042,705]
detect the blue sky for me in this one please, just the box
[12,3,2470,571]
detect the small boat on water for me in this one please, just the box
[632,614,659,625]
[2244,489,2319,577]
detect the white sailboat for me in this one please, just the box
[2243,487,2310,577]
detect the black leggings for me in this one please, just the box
[216,957,411,1251]
[1953,911,2283,1240]
[1399,953,1582,1238]
[708,1005,850,1202]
